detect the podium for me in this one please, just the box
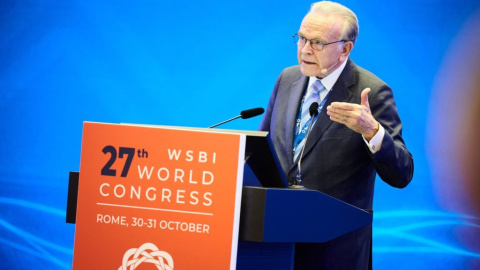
[67,122,372,269]
[236,187,372,269]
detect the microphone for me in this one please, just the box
[208,107,264,128]
[291,102,319,188]
[309,102,319,117]
[320,60,341,75]
[240,107,265,119]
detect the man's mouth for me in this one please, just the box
[302,60,316,65]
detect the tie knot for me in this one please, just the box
[311,80,324,96]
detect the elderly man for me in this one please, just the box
[259,1,414,269]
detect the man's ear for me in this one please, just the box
[339,41,354,61]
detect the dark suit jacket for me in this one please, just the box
[259,59,414,269]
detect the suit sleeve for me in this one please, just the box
[258,70,283,132]
[369,83,414,188]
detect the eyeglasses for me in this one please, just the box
[293,33,347,51]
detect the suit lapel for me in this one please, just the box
[285,76,308,167]
[291,59,357,169]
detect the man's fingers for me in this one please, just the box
[326,108,343,118]
[327,108,351,124]
[329,102,358,111]
[328,112,349,124]
[361,88,371,108]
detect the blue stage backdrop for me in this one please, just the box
[1,0,480,269]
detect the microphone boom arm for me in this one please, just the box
[208,115,241,128]
[208,107,264,129]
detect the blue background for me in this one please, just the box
[1,0,480,269]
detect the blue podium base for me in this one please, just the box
[237,241,294,270]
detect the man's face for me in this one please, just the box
[297,13,345,78]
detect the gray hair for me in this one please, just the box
[309,1,359,44]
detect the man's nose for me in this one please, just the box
[301,40,314,54]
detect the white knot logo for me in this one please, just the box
[118,243,174,270]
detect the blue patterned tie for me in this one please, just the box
[300,80,324,130]
[293,80,324,161]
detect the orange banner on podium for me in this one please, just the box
[73,122,245,269]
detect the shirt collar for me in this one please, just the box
[307,58,348,92]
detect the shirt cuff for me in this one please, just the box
[363,123,385,154]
